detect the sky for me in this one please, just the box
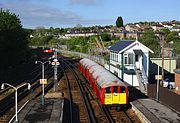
[0,0,180,29]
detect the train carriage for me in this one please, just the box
[79,58,129,108]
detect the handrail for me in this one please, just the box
[134,65,147,94]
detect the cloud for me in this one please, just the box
[0,3,3,7]
[1,3,83,27]
[69,0,99,5]
[1,2,112,28]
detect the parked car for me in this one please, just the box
[161,78,175,89]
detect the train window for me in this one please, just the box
[120,87,126,93]
[114,86,118,93]
[105,87,111,93]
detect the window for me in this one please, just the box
[120,86,126,93]
[124,53,134,65]
[114,86,118,93]
[124,54,128,64]
[135,55,138,62]
[111,52,119,62]
[128,54,134,64]
[116,54,118,62]
[105,87,111,93]
[125,57,128,64]
[114,71,118,76]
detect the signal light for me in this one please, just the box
[43,50,53,53]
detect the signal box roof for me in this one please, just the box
[108,40,134,52]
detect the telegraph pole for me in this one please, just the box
[161,38,165,86]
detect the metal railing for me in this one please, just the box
[134,65,147,94]
[60,50,108,65]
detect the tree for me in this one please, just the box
[166,31,179,43]
[160,28,170,37]
[0,9,29,72]
[116,16,123,27]
[100,33,111,41]
[139,30,160,57]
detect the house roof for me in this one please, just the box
[108,40,134,52]
[109,40,154,53]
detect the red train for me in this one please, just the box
[79,58,129,108]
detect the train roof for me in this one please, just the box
[80,58,98,69]
[80,58,126,88]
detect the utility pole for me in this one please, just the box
[156,65,160,102]
[161,38,165,86]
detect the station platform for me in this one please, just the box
[131,98,180,123]
[13,93,64,123]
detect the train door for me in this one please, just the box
[119,86,126,104]
[85,69,88,79]
[105,87,112,105]
[112,86,120,104]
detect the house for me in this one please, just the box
[135,24,152,32]
[171,26,180,32]
[171,20,180,26]
[125,24,141,32]
[159,22,173,29]
[106,40,153,92]
[151,24,164,31]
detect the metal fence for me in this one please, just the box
[147,84,180,113]
[60,50,108,65]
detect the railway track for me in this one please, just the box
[0,56,141,123]
[64,58,140,123]
[64,59,111,123]
[83,75,135,123]
[0,65,42,96]
[60,58,96,123]
[0,63,58,122]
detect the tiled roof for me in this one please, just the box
[108,40,135,52]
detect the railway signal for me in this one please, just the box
[43,49,53,53]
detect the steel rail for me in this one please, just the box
[59,65,73,123]
[61,58,96,123]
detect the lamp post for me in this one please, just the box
[35,60,49,106]
[1,83,31,122]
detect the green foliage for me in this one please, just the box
[166,31,179,43]
[159,28,170,36]
[30,35,53,46]
[116,16,123,27]
[139,30,160,57]
[173,41,180,55]
[100,33,111,41]
[166,32,180,55]
[0,9,29,70]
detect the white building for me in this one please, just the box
[107,40,153,92]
